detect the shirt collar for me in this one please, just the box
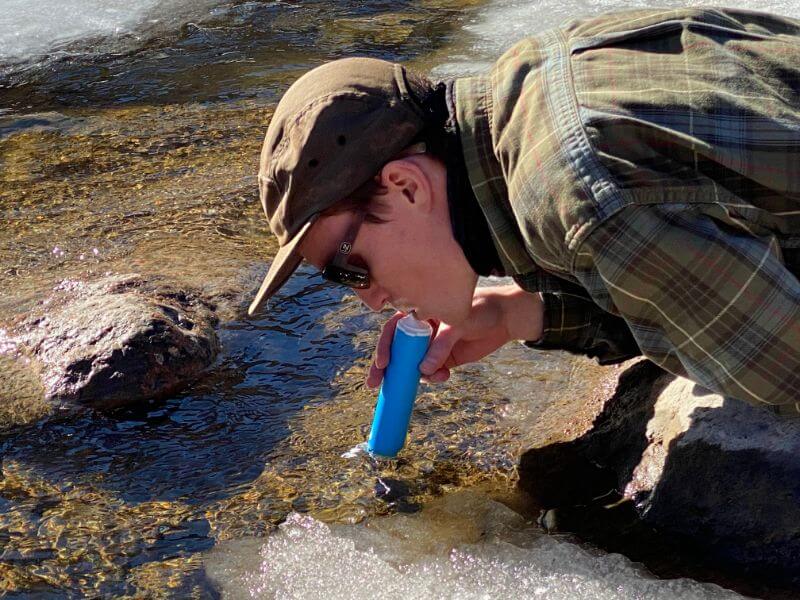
[453,75,537,276]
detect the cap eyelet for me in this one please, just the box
[308,158,319,168]
[337,135,346,146]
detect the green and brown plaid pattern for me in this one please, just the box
[454,6,800,411]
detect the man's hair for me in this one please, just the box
[321,81,450,222]
[320,176,389,219]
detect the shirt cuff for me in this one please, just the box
[521,292,641,365]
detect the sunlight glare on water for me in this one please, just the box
[0,0,221,63]
[432,0,800,78]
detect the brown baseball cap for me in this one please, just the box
[247,57,436,316]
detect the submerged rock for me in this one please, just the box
[519,360,800,583]
[9,274,219,410]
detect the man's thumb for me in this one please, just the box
[420,325,458,375]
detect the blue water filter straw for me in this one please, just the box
[367,312,433,458]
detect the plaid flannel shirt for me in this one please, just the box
[453,6,800,412]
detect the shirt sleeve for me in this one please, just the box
[522,290,642,365]
[575,204,800,413]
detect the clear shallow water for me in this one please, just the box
[1,265,559,595]
[0,0,479,110]
[0,0,796,597]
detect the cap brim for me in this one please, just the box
[248,219,315,316]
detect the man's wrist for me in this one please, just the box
[501,287,544,343]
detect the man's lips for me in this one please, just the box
[389,299,415,313]
[393,306,417,315]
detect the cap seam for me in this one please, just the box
[258,171,319,240]
[393,64,429,121]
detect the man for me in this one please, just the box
[247,6,800,414]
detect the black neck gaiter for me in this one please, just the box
[438,80,504,278]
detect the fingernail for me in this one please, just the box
[420,360,433,375]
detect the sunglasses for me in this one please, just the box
[321,210,370,289]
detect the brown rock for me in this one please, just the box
[11,274,219,410]
[519,360,800,583]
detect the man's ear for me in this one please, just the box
[379,158,434,213]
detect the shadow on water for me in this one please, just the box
[0,268,387,595]
[0,268,374,505]
[0,114,77,138]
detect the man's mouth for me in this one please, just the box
[390,300,415,314]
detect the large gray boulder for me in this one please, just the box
[8,274,219,410]
[519,360,800,583]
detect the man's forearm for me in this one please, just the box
[499,284,544,343]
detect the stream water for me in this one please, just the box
[1,0,798,597]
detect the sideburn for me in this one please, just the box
[322,176,391,224]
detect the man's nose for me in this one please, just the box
[354,286,386,312]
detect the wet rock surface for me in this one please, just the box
[5,274,219,410]
[519,360,800,585]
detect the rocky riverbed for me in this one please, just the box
[2,0,800,597]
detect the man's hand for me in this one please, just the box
[366,284,544,389]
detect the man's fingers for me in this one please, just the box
[427,319,441,338]
[421,367,451,384]
[366,362,384,389]
[374,312,404,369]
[367,311,404,389]
[368,315,454,389]
[420,324,459,376]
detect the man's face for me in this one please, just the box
[298,156,478,324]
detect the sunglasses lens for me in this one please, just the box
[322,265,370,289]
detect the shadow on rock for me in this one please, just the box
[519,359,800,592]
[518,360,667,508]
